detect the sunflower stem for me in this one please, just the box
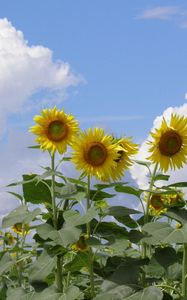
[86,175,95,298]
[142,163,158,285]
[182,243,187,299]
[51,152,63,293]
[86,175,91,236]
[144,163,158,225]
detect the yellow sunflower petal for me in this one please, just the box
[147,114,187,172]
[29,107,79,154]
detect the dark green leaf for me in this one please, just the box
[115,215,138,228]
[104,206,141,218]
[7,191,23,201]
[115,185,142,198]
[91,190,116,201]
[65,252,90,272]
[163,208,187,225]
[163,182,187,188]
[22,174,52,204]
[153,174,170,182]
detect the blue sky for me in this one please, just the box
[0,1,187,216]
[1,0,187,140]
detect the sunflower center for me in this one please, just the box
[47,120,68,142]
[159,130,182,156]
[84,142,107,166]
[150,195,163,210]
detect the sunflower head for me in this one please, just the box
[71,234,89,252]
[165,191,185,208]
[29,106,79,154]
[147,114,187,172]
[71,128,121,181]
[12,223,29,235]
[4,232,15,245]
[102,136,138,181]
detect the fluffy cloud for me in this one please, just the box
[0,18,82,137]
[130,103,187,191]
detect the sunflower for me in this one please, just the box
[12,223,29,235]
[149,191,185,216]
[71,234,89,252]
[30,106,79,154]
[147,114,187,172]
[149,194,167,216]
[12,223,24,235]
[4,233,15,245]
[71,128,121,180]
[106,137,138,181]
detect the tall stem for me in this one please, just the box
[142,163,158,285]
[51,153,57,229]
[86,175,95,298]
[182,243,187,299]
[86,175,91,236]
[51,152,63,293]
[144,163,158,225]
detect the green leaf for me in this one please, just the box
[163,208,187,225]
[22,174,52,204]
[90,190,116,201]
[115,185,142,198]
[37,217,82,247]
[70,191,86,202]
[0,253,13,275]
[142,222,187,244]
[29,250,56,283]
[134,160,151,169]
[94,281,136,300]
[104,206,141,217]
[35,285,61,300]
[91,220,128,239]
[2,205,41,228]
[28,145,40,149]
[36,223,54,240]
[64,207,98,227]
[105,239,129,256]
[144,247,180,279]
[105,257,147,285]
[49,227,81,247]
[114,215,138,228]
[153,174,170,182]
[59,286,83,300]
[6,288,28,300]
[124,286,163,300]
[7,191,23,201]
[55,183,77,198]
[166,181,187,188]
[129,230,144,243]
[94,182,126,190]
[65,252,90,272]
[6,286,63,300]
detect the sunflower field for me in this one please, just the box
[1,107,187,300]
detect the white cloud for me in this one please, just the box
[137,6,187,28]
[138,6,180,20]
[130,103,187,192]
[0,18,82,137]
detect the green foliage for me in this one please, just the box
[2,144,187,299]
[2,205,41,228]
